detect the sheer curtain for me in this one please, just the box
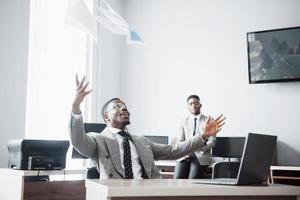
[26,0,94,169]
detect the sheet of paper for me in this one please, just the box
[127,27,146,46]
[65,0,145,46]
[95,15,129,35]
[97,0,145,45]
[65,0,98,43]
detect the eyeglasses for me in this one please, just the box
[188,101,200,106]
[106,103,131,112]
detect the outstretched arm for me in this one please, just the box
[72,75,92,114]
[69,75,96,158]
[151,114,225,160]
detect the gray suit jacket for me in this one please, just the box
[69,114,207,179]
[178,114,216,165]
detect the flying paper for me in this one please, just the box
[65,0,98,43]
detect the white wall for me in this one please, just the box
[94,0,124,122]
[121,0,300,165]
[0,0,299,167]
[0,0,30,167]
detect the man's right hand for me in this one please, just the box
[72,75,92,114]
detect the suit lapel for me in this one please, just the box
[131,136,152,178]
[102,130,125,178]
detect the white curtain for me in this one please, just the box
[26,0,94,168]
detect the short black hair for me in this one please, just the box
[187,95,200,102]
[101,97,120,121]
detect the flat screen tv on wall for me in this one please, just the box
[247,26,300,84]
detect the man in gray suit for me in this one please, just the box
[174,95,216,179]
[70,76,225,179]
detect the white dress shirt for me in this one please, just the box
[107,127,143,179]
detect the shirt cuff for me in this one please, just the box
[200,133,208,145]
[71,112,82,119]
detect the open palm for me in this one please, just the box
[72,75,92,114]
[203,114,226,136]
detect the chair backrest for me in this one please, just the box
[212,137,246,159]
[86,166,100,179]
[212,161,240,178]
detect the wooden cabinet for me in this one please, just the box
[0,168,86,200]
[270,166,300,186]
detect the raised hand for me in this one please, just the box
[72,75,92,114]
[203,114,226,137]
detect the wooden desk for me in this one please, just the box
[85,179,300,200]
[0,168,86,200]
[270,166,300,185]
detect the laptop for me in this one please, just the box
[194,133,277,185]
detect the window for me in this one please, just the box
[26,0,94,169]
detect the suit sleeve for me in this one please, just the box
[150,134,206,160]
[69,113,97,158]
[200,136,216,153]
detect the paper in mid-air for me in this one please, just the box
[65,0,145,46]
[65,0,98,44]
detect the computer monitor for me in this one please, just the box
[144,135,169,145]
[71,123,106,159]
[212,137,246,158]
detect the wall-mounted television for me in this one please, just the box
[247,26,300,84]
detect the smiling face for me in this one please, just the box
[187,98,202,116]
[104,99,130,130]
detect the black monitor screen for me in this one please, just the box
[72,123,106,159]
[212,137,246,158]
[144,135,169,145]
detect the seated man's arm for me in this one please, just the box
[69,113,97,158]
[151,134,206,160]
[151,114,225,160]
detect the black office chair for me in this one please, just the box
[71,123,106,179]
[212,161,240,178]
[86,166,100,179]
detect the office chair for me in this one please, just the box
[71,123,106,179]
[210,137,245,179]
[86,166,100,179]
[212,161,240,178]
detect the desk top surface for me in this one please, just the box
[270,165,300,171]
[86,179,300,197]
[0,168,85,176]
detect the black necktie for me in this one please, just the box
[118,131,134,179]
[193,118,197,136]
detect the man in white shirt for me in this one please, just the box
[174,95,216,179]
[70,76,225,179]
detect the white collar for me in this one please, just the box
[107,126,129,135]
[190,113,201,120]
